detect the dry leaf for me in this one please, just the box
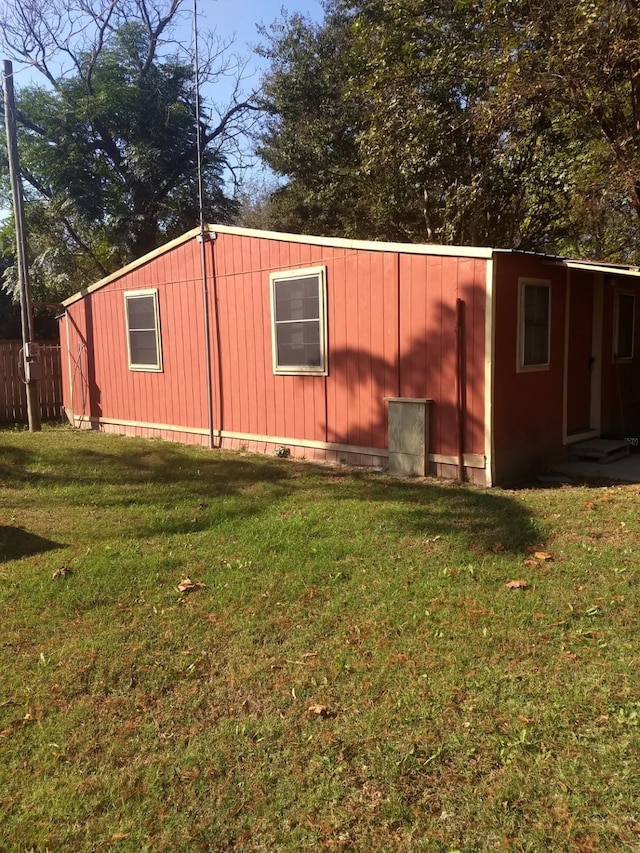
[492,542,506,553]
[505,579,529,590]
[111,833,131,841]
[307,703,330,719]
[585,500,595,510]
[533,551,553,562]
[52,566,72,579]
[523,558,538,568]
[177,577,207,593]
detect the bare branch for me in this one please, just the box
[136,0,184,81]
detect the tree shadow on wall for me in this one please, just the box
[325,282,484,467]
[0,526,63,563]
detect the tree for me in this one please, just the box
[481,0,640,260]
[256,6,372,239]
[257,0,577,247]
[0,0,257,296]
[257,0,640,260]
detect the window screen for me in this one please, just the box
[125,290,162,371]
[270,268,327,373]
[520,283,550,368]
[614,292,635,360]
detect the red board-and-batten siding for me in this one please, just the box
[62,238,208,444]
[61,226,489,481]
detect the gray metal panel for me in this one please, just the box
[386,399,431,476]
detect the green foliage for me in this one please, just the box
[257,0,640,260]
[257,7,371,238]
[0,0,252,298]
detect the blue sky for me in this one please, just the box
[204,0,323,78]
[192,0,324,106]
[7,0,324,97]
[2,1,325,216]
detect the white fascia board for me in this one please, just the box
[208,223,495,259]
[549,259,640,278]
[62,222,494,307]
[62,227,203,307]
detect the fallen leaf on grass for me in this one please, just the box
[177,577,207,594]
[523,558,538,568]
[52,566,72,579]
[307,703,330,719]
[111,833,131,841]
[505,579,529,590]
[492,542,506,553]
[533,551,553,562]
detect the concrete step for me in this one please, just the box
[571,438,630,464]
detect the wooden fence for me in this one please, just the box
[0,341,64,423]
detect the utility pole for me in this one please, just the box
[2,59,41,432]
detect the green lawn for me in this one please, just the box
[1,426,639,852]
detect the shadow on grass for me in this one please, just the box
[305,470,537,554]
[0,526,63,562]
[0,428,539,555]
[0,432,292,495]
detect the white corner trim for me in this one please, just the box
[484,256,496,487]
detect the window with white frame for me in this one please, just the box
[270,267,327,374]
[614,291,635,361]
[519,280,551,369]
[124,289,162,371]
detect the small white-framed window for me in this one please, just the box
[518,279,551,370]
[269,266,327,375]
[124,289,163,371]
[614,291,635,361]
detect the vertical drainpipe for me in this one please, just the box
[209,235,224,448]
[198,229,215,449]
[455,297,466,482]
[64,312,75,428]
[193,0,216,450]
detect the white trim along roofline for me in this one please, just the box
[61,224,494,307]
[547,258,640,277]
[61,222,640,308]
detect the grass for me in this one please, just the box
[1,425,639,852]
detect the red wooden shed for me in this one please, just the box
[60,224,640,485]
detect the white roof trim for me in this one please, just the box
[62,227,202,306]
[61,223,494,307]
[209,223,495,259]
[552,259,640,278]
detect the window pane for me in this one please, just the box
[127,295,156,329]
[129,329,158,366]
[276,321,321,367]
[522,285,549,366]
[616,294,634,359]
[274,277,320,321]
